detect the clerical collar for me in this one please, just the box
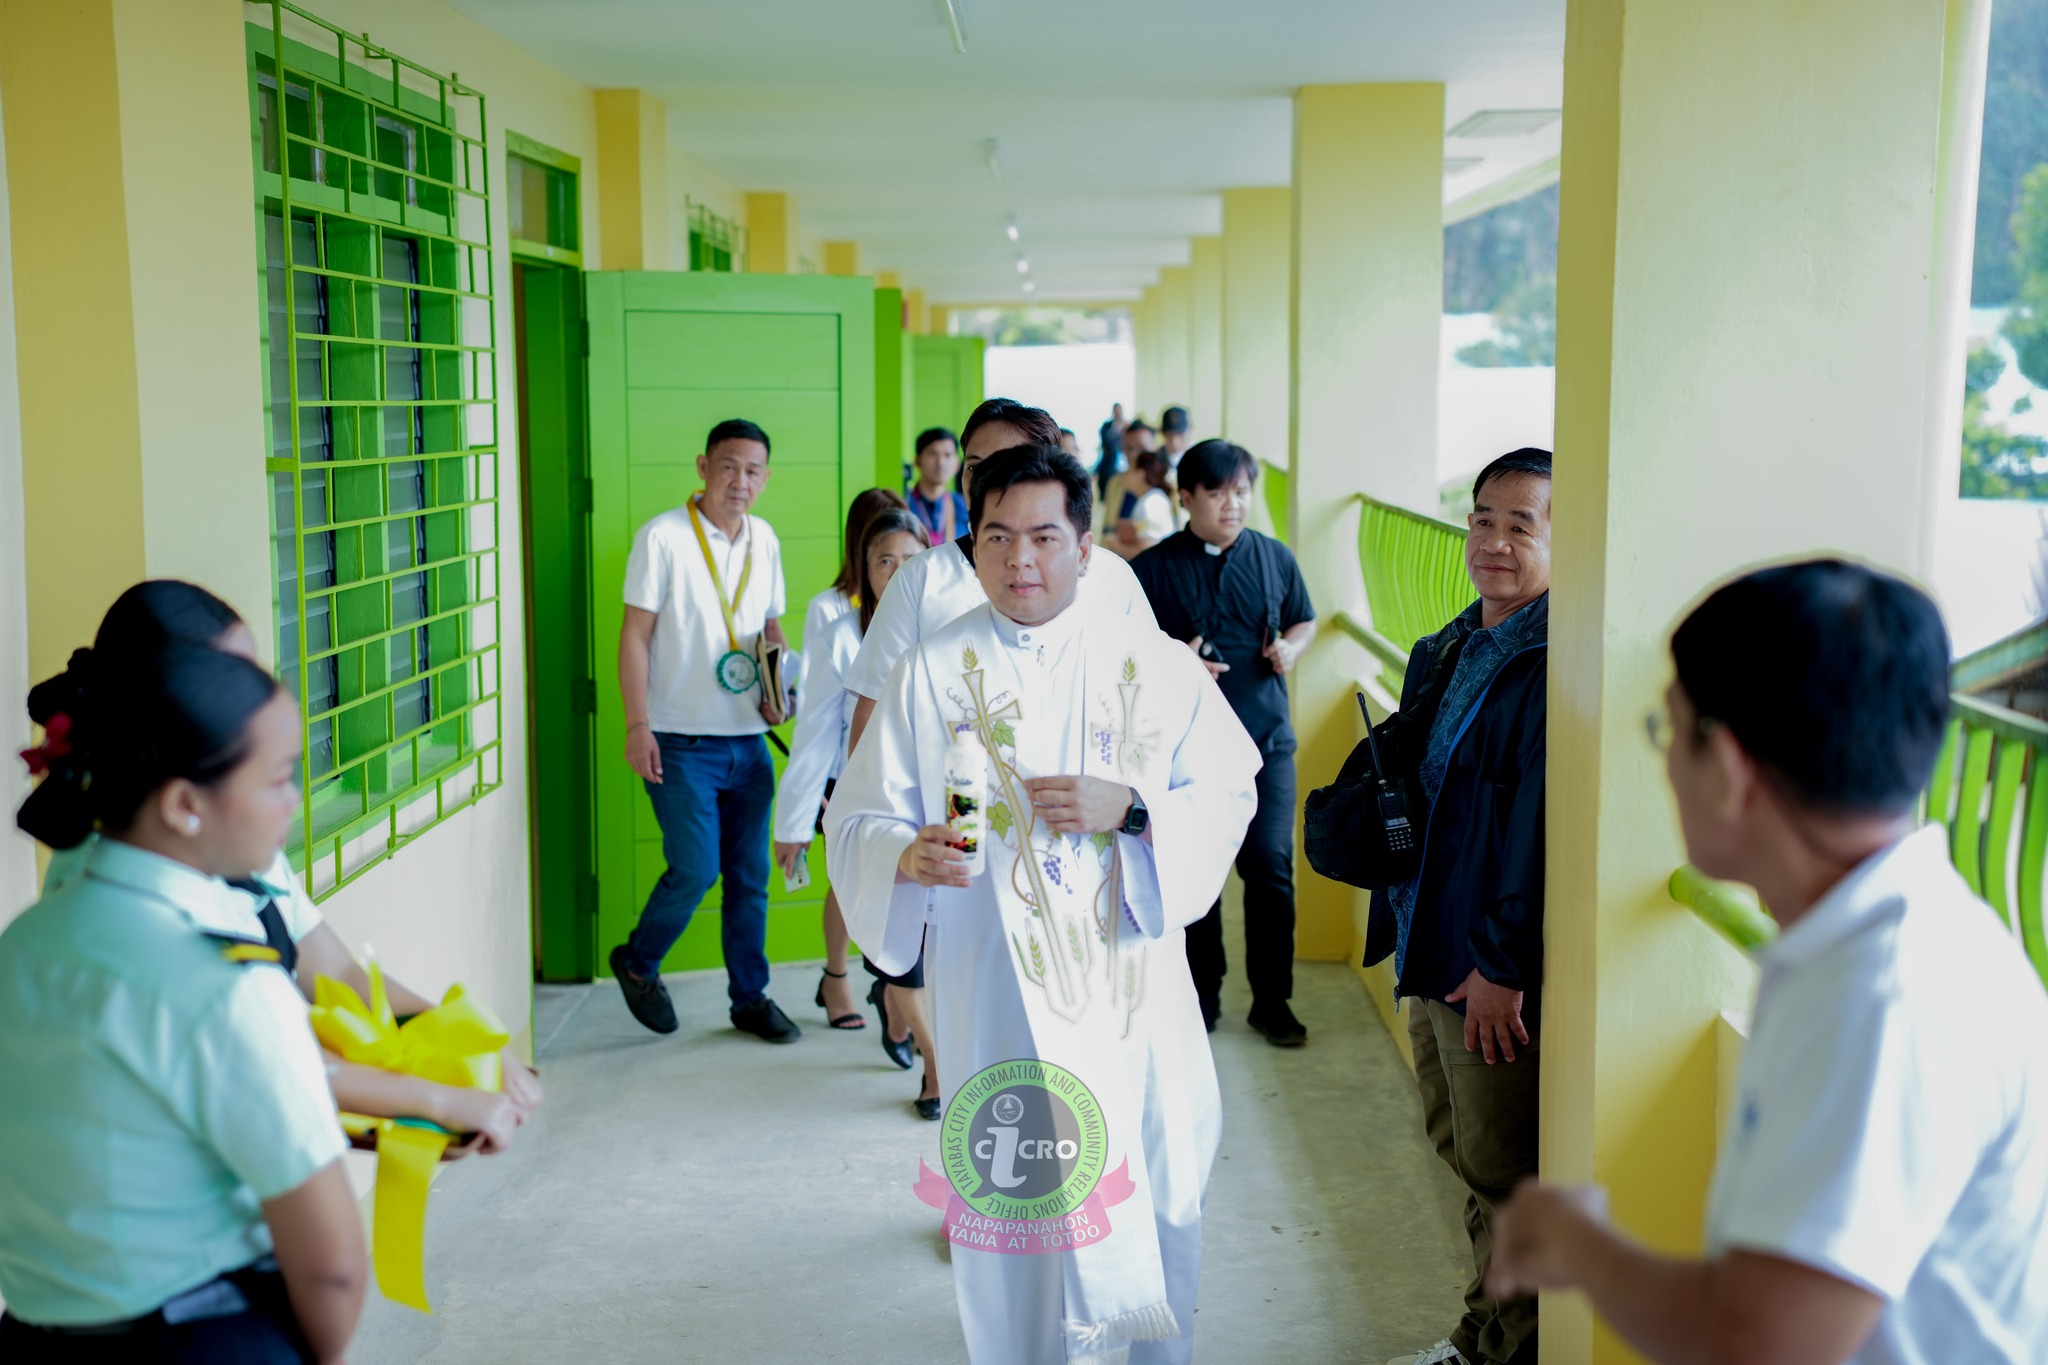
[991,598,1083,656]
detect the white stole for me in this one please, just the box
[928,606,1179,1358]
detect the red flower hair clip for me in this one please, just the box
[20,713,73,777]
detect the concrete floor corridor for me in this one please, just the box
[354,952,1473,1363]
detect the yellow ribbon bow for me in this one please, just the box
[311,960,509,1313]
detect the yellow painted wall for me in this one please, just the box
[1547,2,1989,1359]
[1222,187,1292,476]
[904,288,929,335]
[1153,266,1192,416]
[0,0,148,680]
[1189,235,1224,437]
[823,240,860,276]
[596,89,669,270]
[1289,83,1443,964]
[876,269,901,289]
[746,191,792,274]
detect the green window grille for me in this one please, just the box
[247,2,502,899]
[506,131,580,266]
[688,200,746,273]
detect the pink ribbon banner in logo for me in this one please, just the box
[914,1158,1138,1255]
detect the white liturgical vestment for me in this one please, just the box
[829,595,1259,1364]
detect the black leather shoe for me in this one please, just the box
[609,945,678,1034]
[1199,995,1220,1034]
[732,997,802,1044]
[914,1070,941,1121]
[1248,1001,1308,1048]
[871,979,915,1069]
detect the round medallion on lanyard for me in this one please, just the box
[716,649,758,694]
[687,494,758,695]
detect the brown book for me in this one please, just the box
[756,636,789,726]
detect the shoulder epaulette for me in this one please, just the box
[201,930,284,967]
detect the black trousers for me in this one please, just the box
[0,1267,308,1364]
[1186,751,1296,1009]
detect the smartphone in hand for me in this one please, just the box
[784,849,811,893]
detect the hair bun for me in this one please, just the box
[26,647,96,729]
[18,649,100,850]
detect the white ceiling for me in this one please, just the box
[448,0,1565,302]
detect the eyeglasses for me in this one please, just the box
[1644,708,1721,752]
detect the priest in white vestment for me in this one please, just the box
[829,445,1261,1365]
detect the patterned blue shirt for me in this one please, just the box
[1386,597,1545,978]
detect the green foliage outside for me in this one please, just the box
[1444,183,1558,313]
[1973,0,2048,305]
[1970,163,2048,500]
[1963,345,2048,499]
[2004,166,2048,389]
[1444,183,1559,368]
[955,307,1125,347]
[1454,274,1556,368]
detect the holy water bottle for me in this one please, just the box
[944,722,988,876]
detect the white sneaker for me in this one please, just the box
[1386,1343,1470,1365]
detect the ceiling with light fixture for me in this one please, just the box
[446,0,1564,303]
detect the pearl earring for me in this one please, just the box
[184,814,201,835]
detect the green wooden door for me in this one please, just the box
[586,272,875,973]
[515,265,596,981]
[911,335,986,438]
[873,287,910,490]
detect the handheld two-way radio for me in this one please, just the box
[1356,692,1416,856]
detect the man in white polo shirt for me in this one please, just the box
[1486,560,2048,1365]
[612,418,800,1044]
[845,398,1157,752]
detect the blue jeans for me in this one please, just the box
[624,733,774,1006]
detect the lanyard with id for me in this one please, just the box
[688,495,758,694]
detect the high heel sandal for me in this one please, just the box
[814,968,866,1030]
[869,978,915,1070]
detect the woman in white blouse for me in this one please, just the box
[780,490,905,1032]
[1112,449,1177,558]
[774,507,939,1116]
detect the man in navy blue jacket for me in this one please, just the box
[1381,448,1552,1365]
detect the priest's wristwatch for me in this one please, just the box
[1118,787,1149,837]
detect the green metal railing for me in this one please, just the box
[1930,694,2048,978]
[251,3,502,900]
[1667,866,1777,954]
[1259,458,1290,544]
[1334,493,1474,694]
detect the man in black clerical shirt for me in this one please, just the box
[1130,440,1317,1046]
